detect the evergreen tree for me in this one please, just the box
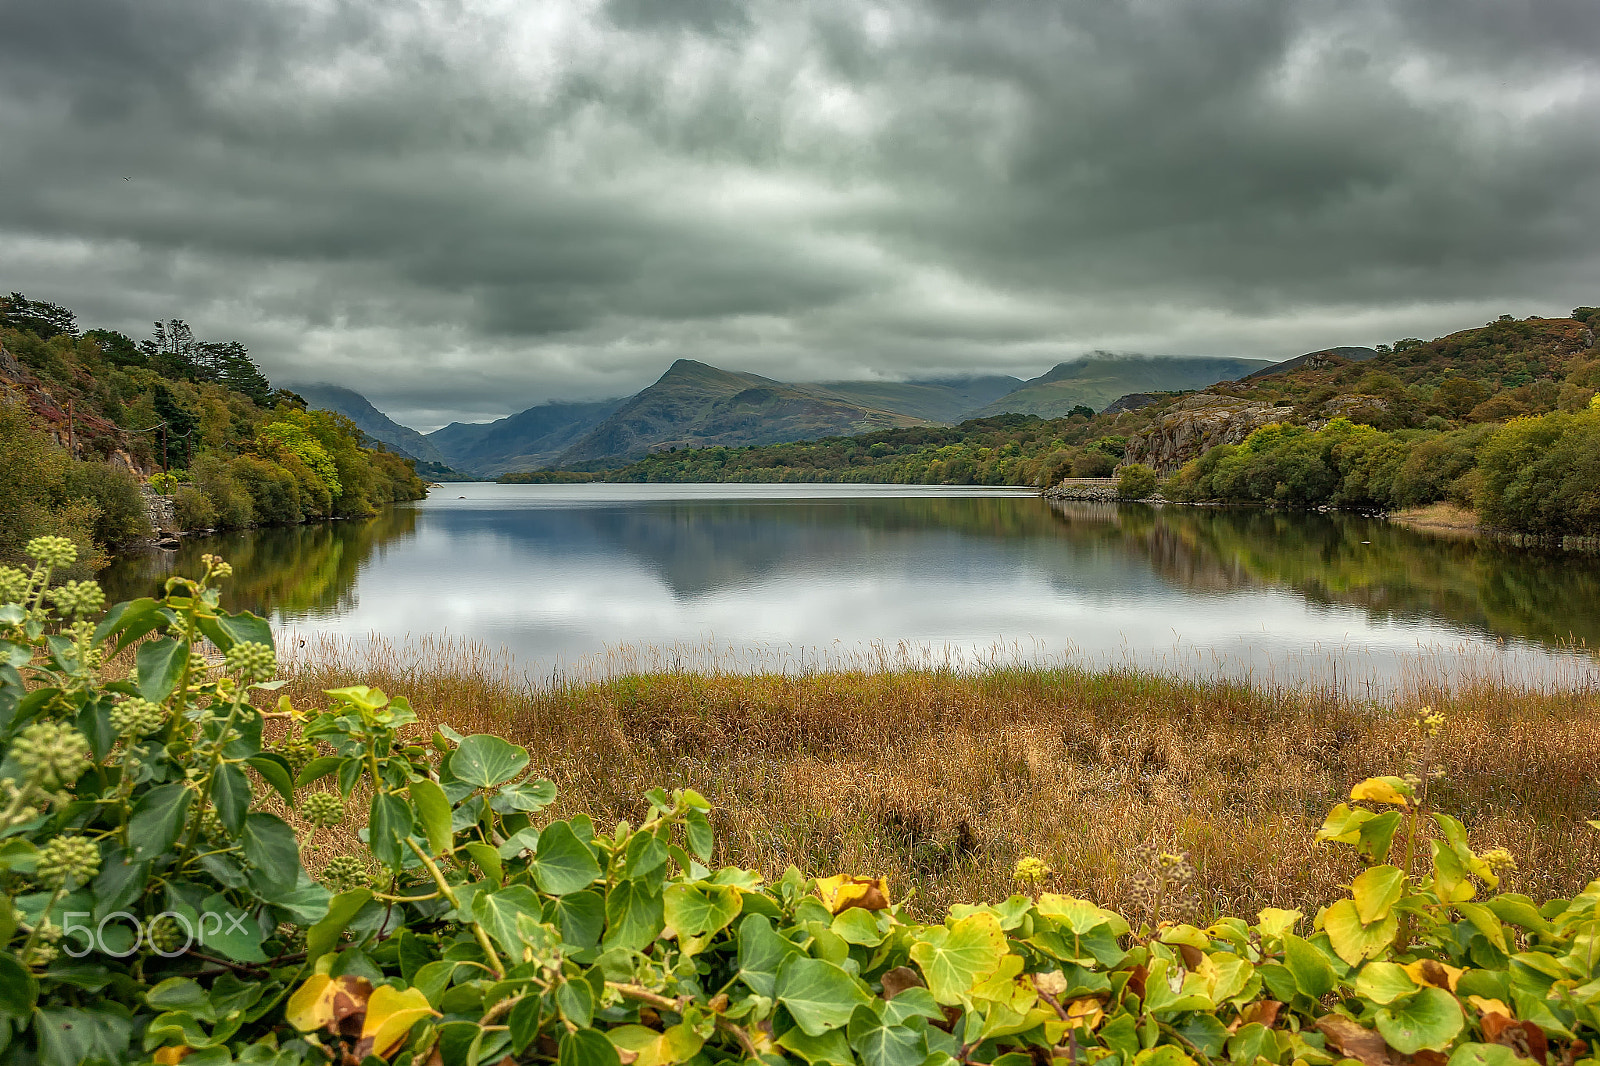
[209,340,273,404]
[0,292,78,339]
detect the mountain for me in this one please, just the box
[973,354,1275,417]
[1242,346,1378,380]
[426,399,624,477]
[556,359,928,467]
[803,375,1024,422]
[288,383,463,477]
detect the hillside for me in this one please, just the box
[289,382,463,479]
[0,293,428,566]
[802,375,1023,422]
[972,353,1273,417]
[427,398,624,477]
[556,359,927,467]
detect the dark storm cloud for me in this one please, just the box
[2,0,1597,427]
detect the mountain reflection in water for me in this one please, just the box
[102,484,1599,679]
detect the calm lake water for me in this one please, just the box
[103,483,1600,688]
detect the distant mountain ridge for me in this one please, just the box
[971,354,1275,418]
[289,383,464,478]
[427,399,624,477]
[308,353,1290,476]
[555,360,929,468]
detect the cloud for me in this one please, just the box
[2,0,1597,428]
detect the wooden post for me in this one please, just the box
[159,425,167,473]
[67,400,77,456]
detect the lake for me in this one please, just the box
[103,483,1600,689]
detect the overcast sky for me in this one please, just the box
[3,0,1598,429]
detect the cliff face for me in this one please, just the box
[1121,393,1294,474]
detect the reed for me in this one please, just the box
[276,634,1600,920]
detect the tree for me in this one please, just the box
[152,384,201,469]
[1117,463,1158,499]
[141,319,204,381]
[207,340,273,404]
[0,292,77,339]
[83,329,146,368]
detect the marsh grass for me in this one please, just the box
[273,635,1600,919]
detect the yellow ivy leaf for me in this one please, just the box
[1467,996,1512,1017]
[608,1023,706,1066]
[1067,997,1105,1031]
[1402,959,1464,993]
[151,1049,190,1065]
[1350,777,1412,806]
[285,974,372,1034]
[814,874,890,914]
[358,985,438,1060]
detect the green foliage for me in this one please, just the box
[1,558,1595,1066]
[1475,408,1600,537]
[597,416,1127,488]
[1117,464,1158,499]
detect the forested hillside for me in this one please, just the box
[1,292,428,570]
[561,310,1600,538]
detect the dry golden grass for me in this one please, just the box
[272,638,1600,922]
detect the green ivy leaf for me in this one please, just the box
[34,1006,134,1066]
[603,879,664,952]
[1355,961,1418,1004]
[560,1028,622,1066]
[1375,987,1464,1054]
[294,755,344,788]
[847,1003,928,1066]
[410,778,453,856]
[1282,933,1337,998]
[490,777,556,814]
[211,763,251,836]
[474,885,544,956]
[775,955,874,1036]
[662,882,742,940]
[686,809,714,862]
[738,913,801,997]
[607,1024,703,1066]
[306,888,374,961]
[0,952,39,1021]
[908,911,1007,1004]
[241,812,302,898]
[92,597,163,654]
[1446,1044,1524,1066]
[1350,865,1406,924]
[1322,898,1399,967]
[127,783,194,863]
[450,734,530,789]
[135,638,188,702]
[368,791,414,871]
[196,891,268,963]
[533,821,602,896]
[556,978,595,1029]
[245,754,294,805]
[547,890,605,949]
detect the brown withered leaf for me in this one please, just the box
[1408,1050,1448,1066]
[709,993,730,1013]
[1125,964,1148,1003]
[1239,1000,1283,1029]
[881,966,927,1000]
[1557,1039,1590,1066]
[1316,1015,1392,1066]
[1177,944,1205,971]
[1487,1019,1549,1064]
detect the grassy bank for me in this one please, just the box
[278,644,1600,922]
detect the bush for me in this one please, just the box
[1116,462,1158,499]
[0,554,1594,1066]
[62,458,150,546]
[1476,409,1600,536]
[173,484,218,529]
[193,455,254,530]
[231,453,303,525]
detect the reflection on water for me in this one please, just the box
[102,484,1599,683]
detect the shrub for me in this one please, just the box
[193,455,254,530]
[231,453,303,525]
[62,458,150,546]
[0,554,1594,1066]
[173,484,219,529]
[1116,462,1158,499]
[1476,409,1600,536]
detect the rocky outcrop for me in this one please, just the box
[1101,392,1164,416]
[1043,478,1120,501]
[1121,393,1295,474]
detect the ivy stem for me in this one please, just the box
[404,837,505,977]
[176,688,248,859]
[18,885,67,963]
[609,983,762,1060]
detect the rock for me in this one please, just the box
[1122,393,1295,474]
[1101,392,1165,416]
